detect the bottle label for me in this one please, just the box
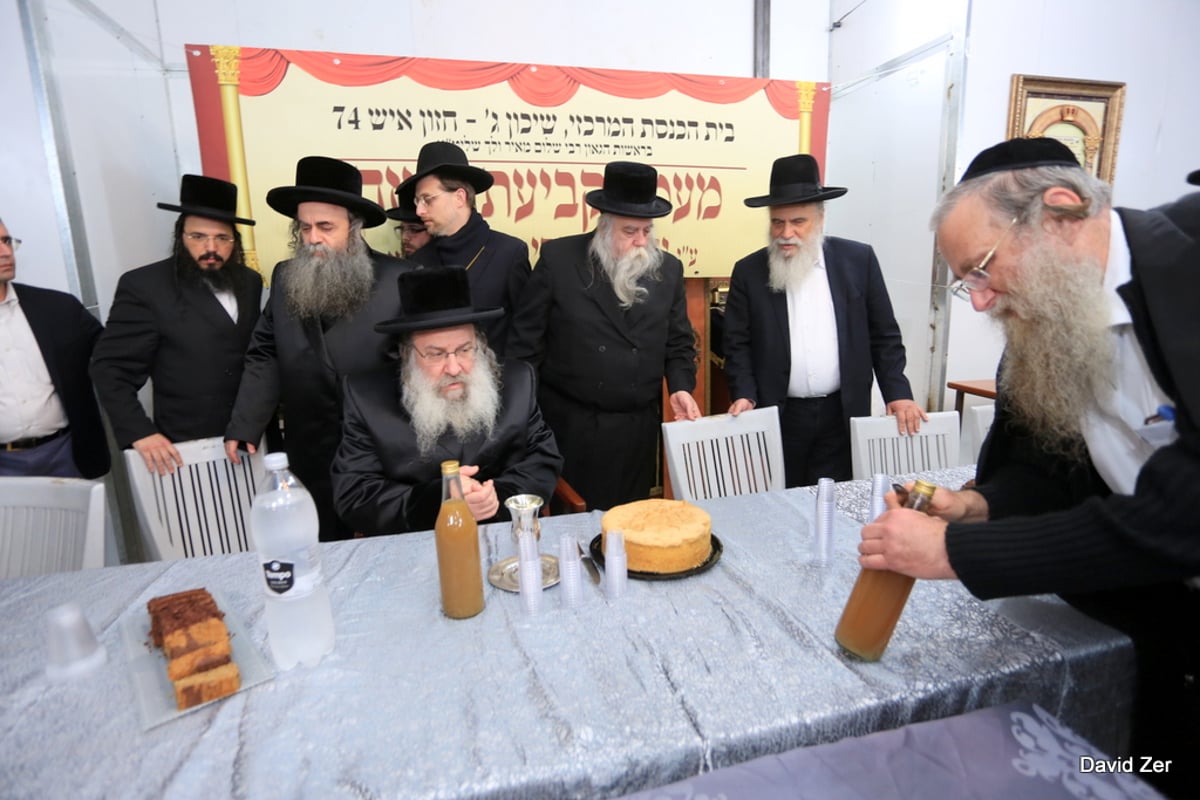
[260,544,323,598]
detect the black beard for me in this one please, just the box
[176,253,238,293]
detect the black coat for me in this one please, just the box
[12,282,109,478]
[332,359,562,535]
[722,237,914,423]
[90,258,262,447]
[225,248,411,540]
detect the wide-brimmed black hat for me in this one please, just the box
[266,156,386,228]
[585,162,672,218]
[960,138,1081,183]
[743,154,847,208]
[1188,169,1200,186]
[375,266,504,335]
[385,193,423,223]
[395,142,494,205]
[157,174,255,226]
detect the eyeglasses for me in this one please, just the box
[0,236,21,251]
[414,192,447,209]
[414,342,477,365]
[948,217,1018,301]
[183,232,235,246]
[394,224,427,237]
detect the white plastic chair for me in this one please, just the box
[124,437,265,560]
[0,477,106,578]
[959,404,996,466]
[662,408,786,502]
[850,410,961,480]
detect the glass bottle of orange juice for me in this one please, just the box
[434,460,485,619]
[834,480,937,661]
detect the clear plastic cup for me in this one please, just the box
[558,535,583,608]
[45,602,107,681]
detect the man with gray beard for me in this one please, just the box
[225,156,411,540]
[332,267,561,535]
[723,154,923,486]
[858,139,1200,796]
[509,161,700,510]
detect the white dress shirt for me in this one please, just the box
[785,249,841,398]
[0,284,70,442]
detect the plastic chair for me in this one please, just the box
[850,410,961,480]
[0,477,106,578]
[124,437,265,560]
[662,408,786,502]
[959,404,996,466]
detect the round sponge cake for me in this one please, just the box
[601,498,712,574]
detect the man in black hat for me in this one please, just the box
[394,141,530,356]
[91,175,263,475]
[723,154,924,487]
[387,197,431,259]
[0,214,108,479]
[225,155,412,541]
[509,161,700,510]
[331,266,561,534]
[858,140,1200,796]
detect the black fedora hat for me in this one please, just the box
[959,138,1080,183]
[585,161,672,218]
[157,174,255,226]
[375,266,504,335]
[744,154,847,208]
[385,193,423,224]
[1188,169,1200,186]
[395,142,494,204]
[266,156,387,228]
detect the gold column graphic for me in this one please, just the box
[210,46,260,275]
[796,82,816,155]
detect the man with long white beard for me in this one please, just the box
[723,154,924,486]
[858,139,1200,797]
[91,175,262,475]
[509,161,700,510]
[332,267,561,535]
[225,156,411,541]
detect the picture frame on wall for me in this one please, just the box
[1006,74,1127,183]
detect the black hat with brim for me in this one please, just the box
[266,156,387,228]
[375,266,504,335]
[584,161,672,218]
[386,202,423,224]
[1188,169,1200,186]
[744,154,847,207]
[157,174,255,226]
[959,138,1081,183]
[395,141,494,205]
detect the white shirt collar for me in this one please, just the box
[1104,209,1132,328]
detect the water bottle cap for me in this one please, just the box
[263,452,289,471]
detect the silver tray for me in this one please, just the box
[487,554,560,592]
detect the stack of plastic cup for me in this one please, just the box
[517,530,542,615]
[45,601,107,681]
[604,530,628,601]
[813,478,836,566]
[558,534,583,609]
[870,473,891,520]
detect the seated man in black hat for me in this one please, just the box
[508,161,700,511]
[386,196,431,259]
[393,141,530,356]
[225,155,412,541]
[331,267,562,534]
[723,154,925,486]
[91,175,263,475]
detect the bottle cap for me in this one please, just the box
[440,460,460,475]
[263,452,289,471]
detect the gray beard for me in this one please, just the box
[766,233,823,293]
[994,235,1114,462]
[400,344,503,457]
[590,223,664,309]
[283,235,375,321]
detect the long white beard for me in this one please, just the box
[590,220,664,309]
[994,234,1113,461]
[283,235,375,321]
[766,233,823,293]
[401,344,502,456]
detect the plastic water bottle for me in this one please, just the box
[250,452,335,669]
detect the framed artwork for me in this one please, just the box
[1006,74,1126,183]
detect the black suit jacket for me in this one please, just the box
[225,248,411,539]
[948,194,1200,598]
[331,359,562,535]
[13,283,109,478]
[507,231,697,411]
[722,237,913,422]
[90,258,262,447]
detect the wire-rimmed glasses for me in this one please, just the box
[947,217,1018,300]
[414,342,477,365]
[0,235,21,251]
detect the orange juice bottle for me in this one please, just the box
[434,460,485,619]
[834,480,937,661]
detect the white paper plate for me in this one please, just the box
[120,590,273,730]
